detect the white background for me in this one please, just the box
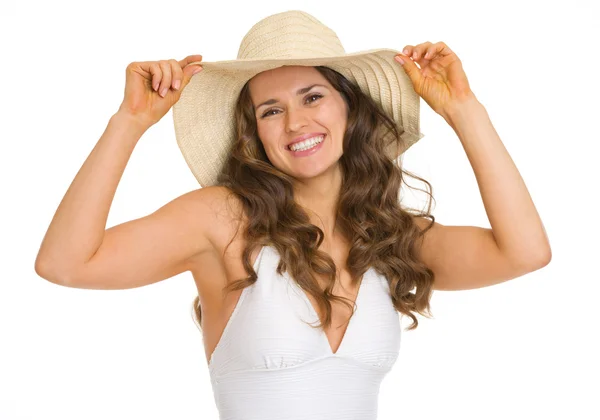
[2,0,598,419]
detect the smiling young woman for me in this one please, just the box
[35,9,550,420]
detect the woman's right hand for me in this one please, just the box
[117,55,204,128]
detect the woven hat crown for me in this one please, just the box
[237,11,345,60]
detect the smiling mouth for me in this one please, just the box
[287,134,326,151]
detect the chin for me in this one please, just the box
[289,159,341,180]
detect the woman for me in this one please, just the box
[35,10,551,419]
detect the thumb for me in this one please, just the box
[395,53,421,85]
[181,64,203,89]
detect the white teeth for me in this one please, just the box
[289,135,324,152]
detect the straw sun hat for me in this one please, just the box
[172,10,425,187]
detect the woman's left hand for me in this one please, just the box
[395,42,475,119]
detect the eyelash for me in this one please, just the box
[260,93,323,119]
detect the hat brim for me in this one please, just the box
[172,48,425,187]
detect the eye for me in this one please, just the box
[261,109,279,118]
[306,93,323,103]
[260,93,323,119]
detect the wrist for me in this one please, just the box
[441,93,482,128]
[112,109,153,134]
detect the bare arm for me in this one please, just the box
[35,111,149,281]
[41,186,217,290]
[34,109,220,289]
[35,55,208,288]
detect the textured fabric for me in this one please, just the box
[207,245,402,420]
[172,10,425,188]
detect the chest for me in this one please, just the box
[204,245,402,377]
[193,235,356,351]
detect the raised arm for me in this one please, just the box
[37,184,219,290]
[35,55,206,288]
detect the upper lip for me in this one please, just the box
[287,133,326,148]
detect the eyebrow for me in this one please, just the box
[255,84,327,111]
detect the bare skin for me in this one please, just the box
[199,65,360,363]
[35,60,360,366]
[190,186,359,365]
[36,54,547,367]
[248,66,348,241]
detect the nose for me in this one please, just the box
[285,106,309,133]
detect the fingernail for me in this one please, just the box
[173,80,180,90]
[395,56,405,65]
[192,66,203,75]
[160,87,167,97]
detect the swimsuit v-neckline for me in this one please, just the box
[258,244,371,356]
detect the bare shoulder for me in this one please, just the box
[185,185,251,298]
[183,185,246,261]
[184,185,238,217]
[190,185,245,235]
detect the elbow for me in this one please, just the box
[529,246,552,270]
[509,246,552,274]
[538,247,552,267]
[34,257,70,286]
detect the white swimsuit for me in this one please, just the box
[207,245,402,420]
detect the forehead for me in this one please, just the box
[248,65,327,97]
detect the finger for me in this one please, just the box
[179,54,203,69]
[395,51,422,86]
[411,42,433,61]
[424,45,437,60]
[178,63,203,92]
[401,45,424,68]
[402,45,414,58]
[158,60,172,97]
[434,42,454,57]
[170,59,183,91]
[422,43,440,62]
[149,62,163,92]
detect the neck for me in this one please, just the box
[292,164,342,240]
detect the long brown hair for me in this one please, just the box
[191,65,436,333]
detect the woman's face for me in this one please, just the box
[248,66,348,180]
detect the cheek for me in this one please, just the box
[257,124,276,145]
[257,125,284,157]
[319,99,347,127]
